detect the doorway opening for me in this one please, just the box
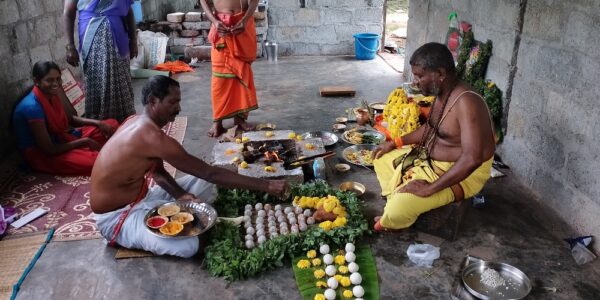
[380,0,409,73]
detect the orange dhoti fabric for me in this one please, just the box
[208,12,258,121]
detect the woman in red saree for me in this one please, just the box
[12,61,118,176]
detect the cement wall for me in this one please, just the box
[406,0,600,249]
[268,0,385,55]
[141,0,198,21]
[0,0,68,159]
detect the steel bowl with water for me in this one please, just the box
[301,131,339,147]
[462,260,531,300]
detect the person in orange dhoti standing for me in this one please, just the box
[200,0,259,137]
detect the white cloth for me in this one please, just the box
[94,175,217,258]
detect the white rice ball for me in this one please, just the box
[299,223,308,232]
[291,224,299,231]
[307,217,316,225]
[348,262,359,273]
[244,204,252,211]
[294,206,303,214]
[325,265,337,276]
[303,209,312,217]
[244,234,253,241]
[275,210,283,218]
[270,231,279,238]
[244,210,252,217]
[287,212,296,219]
[345,243,355,253]
[264,203,272,211]
[350,272,362,285]
[352,286,364,298]
[267,210,275,217]
[324,288,336,300]
[345,252,356,263]
[245,240,254,249]
[269,226,278,233]
[257,210,266,218]
[277,216,286,223]
[284,207,293,214]
[257,235,267,244]
[246,227,255,235]
[326,276,338,289]
[291,226,299,234]
[320,244,330,255]
[280,227,289,235]
[256,223,264,231]
[255,203,263,210]
[288,217,297,225]
[274,204,282,211]
[242,215,250,222]
[297,214,305,221]
[256,229,265,237]
[323,254,334,265]
[268,215,276,222]
[255,217,264,224]
[243,222,252,229]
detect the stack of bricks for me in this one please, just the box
[148,2,269,61]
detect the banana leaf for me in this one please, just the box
[292,245,379,300]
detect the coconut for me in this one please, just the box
[320,244,330,255]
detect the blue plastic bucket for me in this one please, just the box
[131,0,143,23]
[353,33,380,60]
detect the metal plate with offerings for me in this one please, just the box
[462,260,531,300]
[144,201,218,239]
[341,128,385,145]
[342,144,377,167]
[300,131,338,147]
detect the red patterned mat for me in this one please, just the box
[0,117,187,241]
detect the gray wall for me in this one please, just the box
[406,0,600,249]
[0,0,68,159]
[269,0,385,55]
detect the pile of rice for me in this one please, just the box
[480,268,506,288]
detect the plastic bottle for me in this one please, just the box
[312,158,327,180]
[446,12,460,60]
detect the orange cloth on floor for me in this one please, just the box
[153,61,194,73]
[208,11,258,121]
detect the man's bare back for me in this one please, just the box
[91,76,288,214]
[91,116,163,213]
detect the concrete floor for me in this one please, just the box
[16,56,600,299]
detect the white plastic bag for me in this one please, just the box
[138,30,169,69]
[406,243,440,268]
[129,38,145,70]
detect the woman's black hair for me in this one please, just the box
[32,61,61,81]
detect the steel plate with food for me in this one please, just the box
[144,201,217,239]
[462,260,531,300]
[342,144,377,167]
[341,128,385,145]
[300,131,339,147]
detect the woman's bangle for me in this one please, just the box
[394,136,404,148]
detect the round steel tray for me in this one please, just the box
[462,261,531,300]
[341,129,385,145]
[144,201,218,239]
[342,144,377,167]
[300,131,339,147]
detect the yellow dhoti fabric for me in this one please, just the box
[374,148,493,229]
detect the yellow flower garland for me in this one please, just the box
[293,195,348,231]
[383,87,420,139]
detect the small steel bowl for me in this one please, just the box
[333,123,347,132]
[335,163,351,172]
[339,181,366,196]
[336,117,348,123]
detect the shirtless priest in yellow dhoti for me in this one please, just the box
[200,0,259,137]
[372,43,495,231]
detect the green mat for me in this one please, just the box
[292,245,379,300]
[130,68,169,78]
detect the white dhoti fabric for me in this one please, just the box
[94,175,217,258]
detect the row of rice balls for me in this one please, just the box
[243,202,315,249]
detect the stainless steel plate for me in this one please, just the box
[300,131,339,147]
[144,201,218,239]
[341,129,385,145]
[462,261,531,300]
[342,144,377,167]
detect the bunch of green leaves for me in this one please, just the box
[474,79,504,143]
[204,180,370,281]
[464,40,493,86]
[456,31,474,79]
